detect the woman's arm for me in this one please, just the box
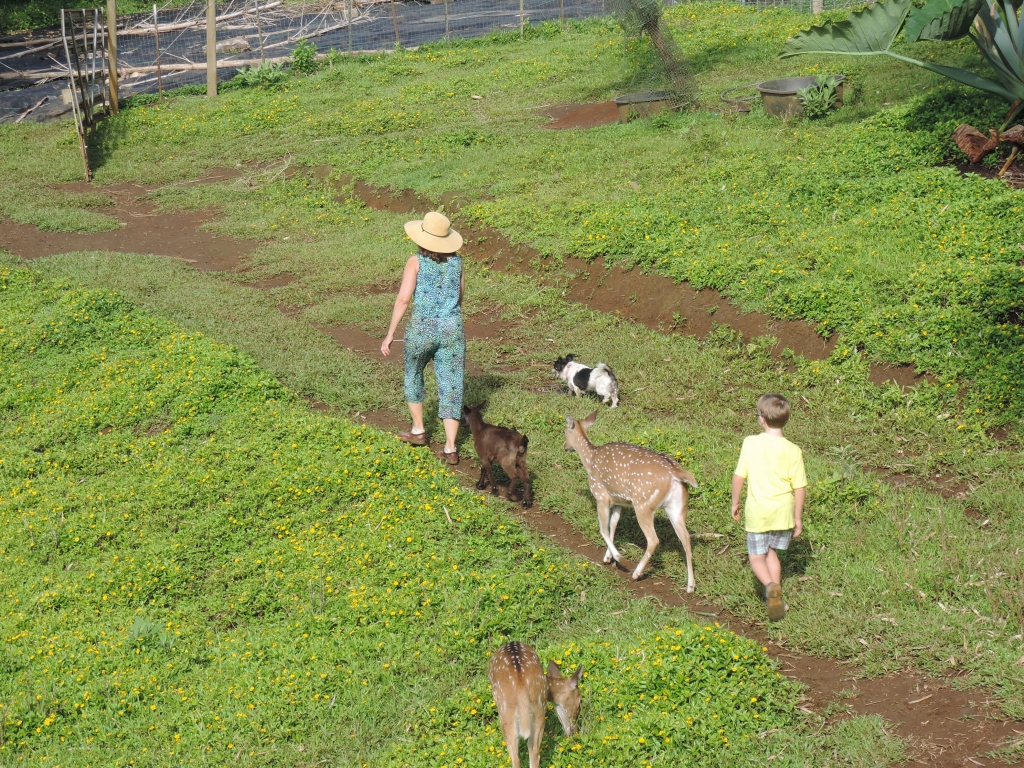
[381,256,419,356]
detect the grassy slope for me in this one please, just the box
[0,264,905,766]
[1,0,1023,747]
[80,6,1024,419]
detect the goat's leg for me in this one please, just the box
[498,454,520,501]
[594,492,622,565]
[631,503,660,580]
[517,456,532,509]
[604,506,622,564]
[482,459,500,496]
[664,481,695,593]
[476,464,489,491]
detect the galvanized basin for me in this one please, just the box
[756,75,845,118]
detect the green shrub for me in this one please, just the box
[291,39,320,75]
[222,61,290,91]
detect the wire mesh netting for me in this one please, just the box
[2,0,868,123]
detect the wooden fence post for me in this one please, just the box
[207,0,217,96]
[106,0,118,113]
[812,0,823,12]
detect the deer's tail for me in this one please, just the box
[674,468,698,490]
[518,435,529,456]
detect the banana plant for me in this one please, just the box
[782,0,1024,127]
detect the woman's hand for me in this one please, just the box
[381,334,394,357]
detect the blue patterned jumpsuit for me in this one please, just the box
[403,253,466,420]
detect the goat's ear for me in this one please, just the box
[581,410,598,432]
[565,414,575,429]
[570,665,583,687]
[547,660,563,679]
[566,354,575,361]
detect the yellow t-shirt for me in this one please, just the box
[734,433,807,533]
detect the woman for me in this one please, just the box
[381,211,466,465]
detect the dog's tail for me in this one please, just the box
[517,435,529,456]
[595,362,617,384]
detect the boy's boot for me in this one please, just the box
[765,582,785,622]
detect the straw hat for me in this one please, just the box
[404,211,463,254]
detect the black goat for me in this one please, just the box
[462,405,532,508]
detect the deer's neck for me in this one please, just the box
[576,435,598,468]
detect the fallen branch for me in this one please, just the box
[120,1,283,34]
[13,95,49,123]
[0,40,61,61]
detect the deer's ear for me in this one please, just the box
[570,665,583,687]
[565,414,575,428]
[547,660,562,678]
[581,410,598,431]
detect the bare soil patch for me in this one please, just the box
[0,174,251,271]
[955,161,1024,189]
[540,101,621,130]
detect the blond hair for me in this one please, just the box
[757,393,791,428]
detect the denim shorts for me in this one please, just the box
[747,529,793,556]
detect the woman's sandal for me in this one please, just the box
[398,431,428,446]
[436,447,459,466]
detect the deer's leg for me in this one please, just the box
[631,501,660,580]
[604,506,622,564]
[476,464,488,490]
[527,702,545,768]
[664,481,695,593]
[594,492,622,565]
[499,714,521,768]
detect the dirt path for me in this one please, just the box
[2,177,1021,767]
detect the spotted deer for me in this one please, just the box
[564,411,699,589]
[488,641,583,768]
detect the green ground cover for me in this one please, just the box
[0,264,903,766]
[2,3,1024,760]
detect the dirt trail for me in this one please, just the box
[350,178,924,388]
[2,175,1021,766]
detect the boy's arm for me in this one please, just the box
[793,486,805,537]
[731,475,745,523]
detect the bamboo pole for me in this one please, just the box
[106,0,118,114]
[390,0,401,48]
[153,4,163,92]
[206,0,217,96]
[254,0,265,64]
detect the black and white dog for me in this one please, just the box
[552,354,619,408]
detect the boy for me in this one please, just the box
[731,393,807,622]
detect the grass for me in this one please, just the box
[1,1,1024,760]
[0,263,906,766]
